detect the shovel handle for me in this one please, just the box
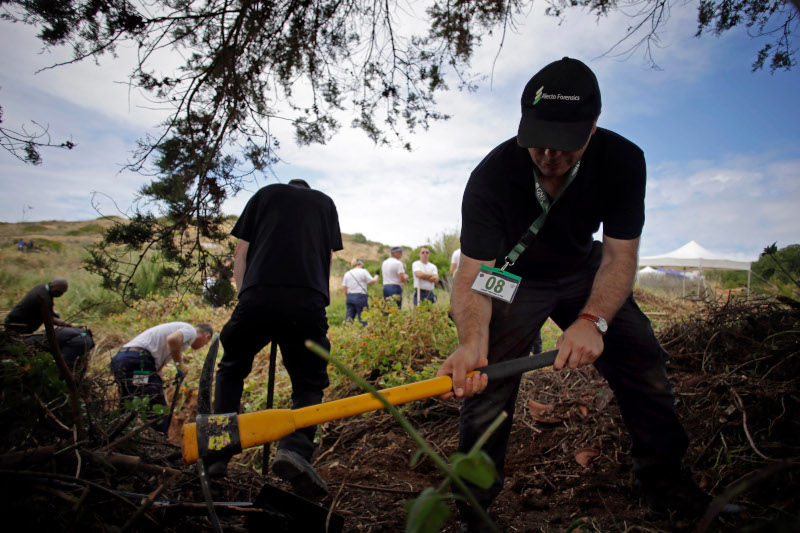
[182,349,558,464]
[478,350,558,383]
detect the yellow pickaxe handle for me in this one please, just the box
[182,350,557,464]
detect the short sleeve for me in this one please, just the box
[601,146,646,240]
[329,200,344,251]
[461,175,506,261]
[232,193,261,241]
[180,324,197,349]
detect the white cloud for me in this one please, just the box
[2,1,799,260]
[642,155,800,259]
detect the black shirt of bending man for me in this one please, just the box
[4,284,54,334]
[461,128,646,279]
[232,183,343,304]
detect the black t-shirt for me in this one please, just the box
[232,183,343,303]
[461,128,646,278]
[4,284,54,333]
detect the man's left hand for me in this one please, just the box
[554,320,604,370]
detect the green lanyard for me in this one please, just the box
[500,160,582,271]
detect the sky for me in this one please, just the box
[1,5,799,262]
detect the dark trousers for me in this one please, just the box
[458,244,689,507]
[109,349,169,434]
[23,327,94,372]
[56,327,94,370]
[345,293,369,325]
[413,289,436,306]
[382,284,403,308]
[215,286,331,461]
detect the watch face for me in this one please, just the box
[596,317,608,334]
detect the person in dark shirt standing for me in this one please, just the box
[436,58,711,531]
[209,179,343,499]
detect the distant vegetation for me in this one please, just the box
[66,223,104,236]
[705,243,800,298]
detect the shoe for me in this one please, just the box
[457,504,496,533]
[636,468,711,517]
[271,449,329,499]
[205,459,228,479]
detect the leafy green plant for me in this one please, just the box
[0,348,69,452]
[350,233,368,243]
[760,243,800,299]
[328,297,457,389]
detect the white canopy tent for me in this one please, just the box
[639,241,752,299]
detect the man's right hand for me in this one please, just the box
[436,344,489,400]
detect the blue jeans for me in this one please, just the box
[110,349,169,434]
[413,289,436,307]
[345,293,369,325]
[383,284,403,308]
[457,243,688,510]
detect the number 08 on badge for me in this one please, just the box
[471,265,521,303]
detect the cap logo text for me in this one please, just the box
[534,88,581,104]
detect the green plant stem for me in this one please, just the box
[761,330,800,345]
[306,340,498,533]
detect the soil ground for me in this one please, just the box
[1,293,798,532]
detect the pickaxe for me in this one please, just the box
[182,349,557,465]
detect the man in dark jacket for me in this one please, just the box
[4,278,93,369]
[209,179,343,499]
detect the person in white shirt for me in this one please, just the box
[412,246,440,306]
[450,248,461,276]
[342,258,379,324]
[110,322,213,434]
[381,246,408,308]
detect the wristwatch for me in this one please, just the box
[578,313,608,335]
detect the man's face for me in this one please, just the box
[527,123,597,178]
[392,251,403,259]
[419,249,430,262]
[191,332,212,349]
[50,284,68,298]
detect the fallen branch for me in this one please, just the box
[41,303,85,441]
[731,390,772,462]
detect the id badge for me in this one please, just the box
[470,265,521,304]
[132,371,150,386]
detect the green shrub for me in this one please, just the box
[20,224,47,233]
[328,297,458,389]
[327,295,347,326]
[67,223,105,236]
[33,239,64,252]
[350,233,368,243]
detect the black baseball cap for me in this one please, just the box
[517,57,601,152]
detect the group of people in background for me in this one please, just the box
[2,276,214,437]
[15,238,39,253]
[341,244,451,326]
